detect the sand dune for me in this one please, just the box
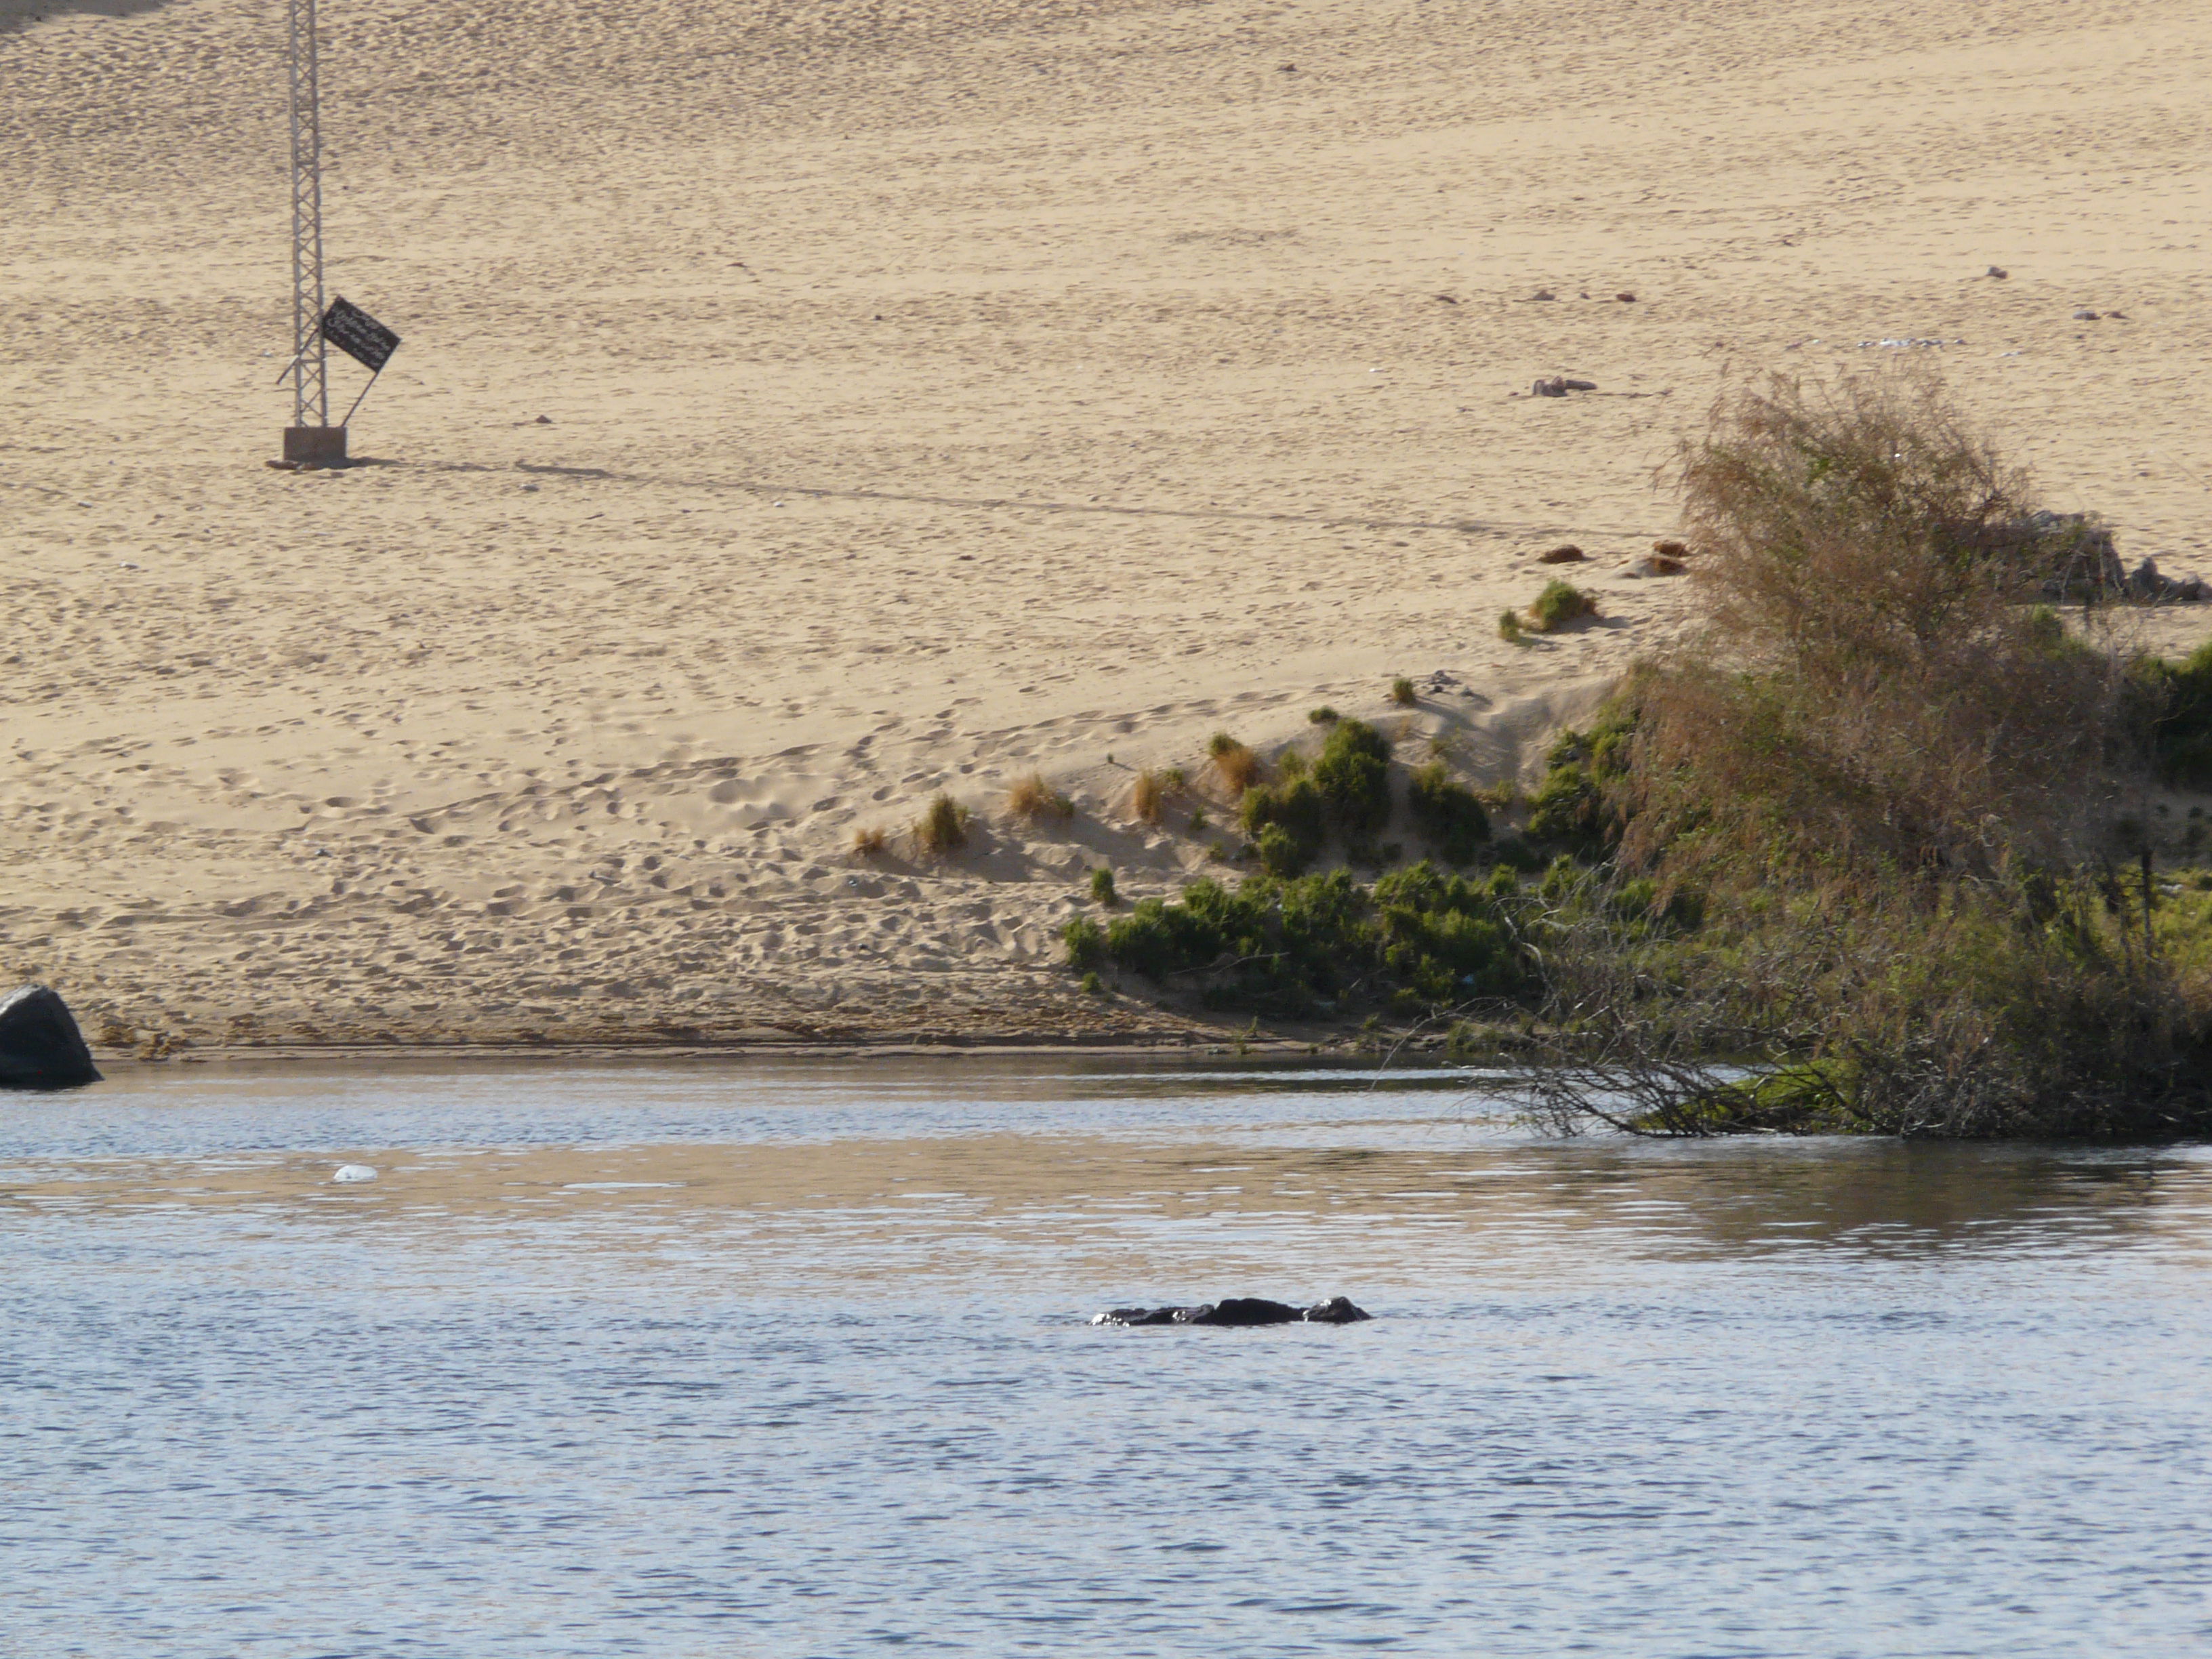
[3,0,2209,1053]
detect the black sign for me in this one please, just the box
[321,297,401,373]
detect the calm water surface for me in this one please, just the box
[4,1057,2211,1656]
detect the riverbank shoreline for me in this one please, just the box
[87,1018,1486,1073]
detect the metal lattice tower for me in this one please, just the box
[286,0,328,429]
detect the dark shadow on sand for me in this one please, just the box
[2,0,170,33]
[356,456,1658,543]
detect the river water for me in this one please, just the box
[4,1058,2210,1656]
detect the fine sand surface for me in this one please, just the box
[4,0,2211,1054]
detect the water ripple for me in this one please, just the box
[4,1059,2211,1655]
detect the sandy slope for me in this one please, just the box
[2,0,2209,1053]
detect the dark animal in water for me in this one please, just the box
[1091,1296,1372,1328]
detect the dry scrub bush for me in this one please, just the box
[1631,367,2131,881]
[1008,771,1074,823]
[1208,733,1261,796]
[1523,369,2212,1138]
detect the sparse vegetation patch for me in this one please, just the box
[916,793,969,857]
[1528,579,1597,632]
[1008,771,1075,823]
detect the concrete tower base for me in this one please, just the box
[281,426,348,467]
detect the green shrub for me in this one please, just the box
[1062,916,1107,972]
[1241,775,1326,871]
[1089,867,1118,906]
[1309,706,1340,724]
[1498,609,1525,643]
[1406,762,1491,863]
[1372,861,1531,1002]
[1390,676,1417,707]
[1255,823,1311,878]
[1529,579,1597,632]
[2145,638,2212,788]
[1523,703,1635,854]
[1082,862,1532,1015]
[1313,718,1393,834]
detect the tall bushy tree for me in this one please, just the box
[1629,369,2129,883]
[1527,369,2209,1139]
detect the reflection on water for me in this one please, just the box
[5,1059,2211,1656]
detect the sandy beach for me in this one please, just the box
[3,0,2209,1056]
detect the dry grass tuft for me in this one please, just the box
[1208,732,1262,796]
[852,825,888,858]
[1008,771,1075,823]
[915,792,969,857]
[1131,769,1168,823]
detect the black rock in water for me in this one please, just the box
[1303,1296,1373,1324]
[1091,1296,1372,1328]
[1191,1297,1303,1327]
[1093,1306,1182,1326]
[0,985,101,1090]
